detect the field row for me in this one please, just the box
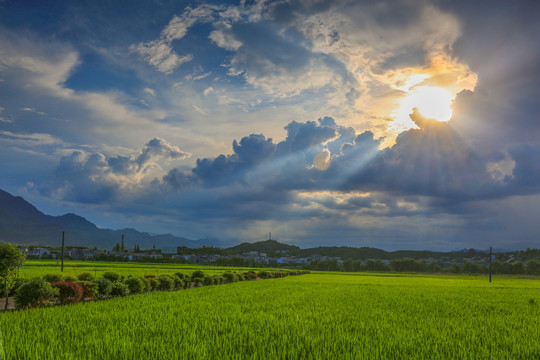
[17,259,272,278]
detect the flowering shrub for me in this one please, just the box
[51,281,84,305]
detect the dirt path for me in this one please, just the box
[0,297,15,311]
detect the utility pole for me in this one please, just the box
[121,234,125,252]
[489,246,492,283]
[61,231,65,272]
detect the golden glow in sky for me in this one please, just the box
[403,86,454,122]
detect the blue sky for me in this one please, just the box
[1,0,539,250]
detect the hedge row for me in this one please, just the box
[11,269,310,310]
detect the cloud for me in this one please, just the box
[131,40,193,74]
[40,138,190,203]
[131,5,219,73]
[143,88,155,96]
[20,107,46,116]
[0,131,64,147]
[108,137,190,175]
[47,150,117,203]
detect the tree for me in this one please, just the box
[0,243,26,311]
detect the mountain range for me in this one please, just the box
[0,189,222,249]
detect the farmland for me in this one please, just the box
[2,269,540,359]
[17,259,270,278]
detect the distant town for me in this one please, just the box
[17,239,540,275]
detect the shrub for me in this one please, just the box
[8,277,28,296]
[157,275,175,291]
[191,270,205,280]
[203,275,214,286]
[110,282,129,297]
[258,271,271,279]
[192,277,204,286]
[63,276,77,282]
[140,276,152,292]
[102,272,121,282]
[172,275,184,290]
[78,281,98,300]
[124,277,145,294]
[223,272,237,283]
[51,281,84,305]
[244,272,257,280]
[43,274,63,283]
[94,278,113,298]
[14,277,58,309]
[183,278,191,289]
[77,272,94,281]
[148,277,159,291]
[144,274,156,278]
[174,272,187,279]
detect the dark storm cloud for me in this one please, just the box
[49,151,117,203]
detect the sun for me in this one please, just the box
[390,85,455,135]
[407,86,454,122]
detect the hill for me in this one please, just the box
[0,189,215,249]
[227,240,300,254]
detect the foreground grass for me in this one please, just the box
[18,259,269,278]
[2,273,540,359]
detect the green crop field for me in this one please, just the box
[17,259,270,278]
[2,271,540,359]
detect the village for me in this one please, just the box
[19,245,526,269]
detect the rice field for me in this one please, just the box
[2,272,540,359]
[17,259,269,278]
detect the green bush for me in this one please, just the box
[148,277,159,291]
[78,281,98,300]
[174,272,187,279]
[140,276,152,292]
[14,277,58,309]
[203,275,214,286]
[8,278,28,296]
[157,275,174,291]
[183,278,191,289]
[94,278,113,298]
[124,277,145,294]
[63,276,77,282]
[191,270,205,280]
[192,277,204,286]
[110,282,129,297]
[43,274,63,283]
[102,272,122,282]
[244,272,257,280]
[51,281,83,305]
[171,275,184,290]
[223,272,238,283]
[258,271,271,279]
[77,272,94,281]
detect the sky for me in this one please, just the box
[1,0,539,250]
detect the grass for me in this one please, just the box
[2,271,540,359]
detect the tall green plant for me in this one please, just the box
[0,243,26,311]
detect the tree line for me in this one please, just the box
[303,258,540,275]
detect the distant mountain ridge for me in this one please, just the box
[0,189,220,249]
[0,189,511,257]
